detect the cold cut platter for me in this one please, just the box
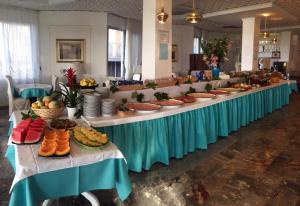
[125,102,161,114]
[187,93,217,102]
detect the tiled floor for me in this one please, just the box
[1,93,300,206]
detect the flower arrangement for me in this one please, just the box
[201,37,230,68]
[65,67,76,88]
[54,68,82,109]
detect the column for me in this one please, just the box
[241,17,260,71]
[142,0,172,80]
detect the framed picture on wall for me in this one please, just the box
[159,30,169,43]
[56,39,85,62]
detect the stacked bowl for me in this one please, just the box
[83,93,101,118]
[101,99,115,116]
[96,87,110,99]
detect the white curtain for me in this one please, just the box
[0,6,39,84]
[124,19,142,80]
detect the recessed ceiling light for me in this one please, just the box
[262,13,271,17]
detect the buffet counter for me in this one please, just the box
[83,80,295,172]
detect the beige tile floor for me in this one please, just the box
[1,93,300,206]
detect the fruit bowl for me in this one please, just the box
[32,107,65,119]
[80,84,99,90]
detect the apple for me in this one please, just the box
[48,101,60,109]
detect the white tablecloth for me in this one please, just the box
[8,112,125,193]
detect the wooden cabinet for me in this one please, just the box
[189,54,208,74]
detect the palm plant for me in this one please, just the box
[54,83,82,108]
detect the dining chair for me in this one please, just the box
[52,75,59,91]
[5,75,30,115]
[132,73,142,81]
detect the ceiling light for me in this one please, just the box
[262,13,270,17]
[263,32,270,38]
[272,36,277,44]
[157,8,168,24]
[185,0,202,24]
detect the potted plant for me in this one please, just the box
[54,68,82,119]
[201,37,230,78]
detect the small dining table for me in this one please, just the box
[15,83,52,99]
[5,111,132,206]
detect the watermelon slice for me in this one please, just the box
[32,119,45,124]
[28,127,44,133]
[25,129,42,144]
[11,118,45,144]
[11,128,27,144]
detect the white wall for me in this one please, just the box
[172,25,194,75]
[39,11,108,83]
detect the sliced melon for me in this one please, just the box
[11,128,26,144]
[55,145,70,156]
[38,145,56,157]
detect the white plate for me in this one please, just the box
[162,104,183,109]
[136,109,159,114]
[195,98,214,102]
[216,94,229,98]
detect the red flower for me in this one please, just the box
[65,67,76,87]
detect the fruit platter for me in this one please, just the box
[11,118,46,144]
[125,102,161,114]
[73,127,109,148]
[31,96,64,119]
[187,93,217,102]
[50,119,77,130]
[80,77,98,89]
[153,99,184,109]
[175,95,196,103]
[38,129,70,157]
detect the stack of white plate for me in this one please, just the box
[96,87,110,99]
[101,99,115,116]
[83,93,101,118]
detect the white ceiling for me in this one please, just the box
[0,0,299,32]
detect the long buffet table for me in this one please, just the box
[83,80,297,172]
[5,113,132,206]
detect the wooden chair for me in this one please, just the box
[5,75,30,115]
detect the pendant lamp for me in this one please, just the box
[157,0,168,24]
[185,0,202,24]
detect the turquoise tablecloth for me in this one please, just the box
[5,125,132,206]
[289,81,298,93]
[97,83,291,172]
[19,88,50,99]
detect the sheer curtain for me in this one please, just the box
[124,19,142,80]
[0,7,39,84]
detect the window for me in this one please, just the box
[0,21,39,83]
[193,37,200,54]
[193,37,204,54]
[107,28,125,78]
